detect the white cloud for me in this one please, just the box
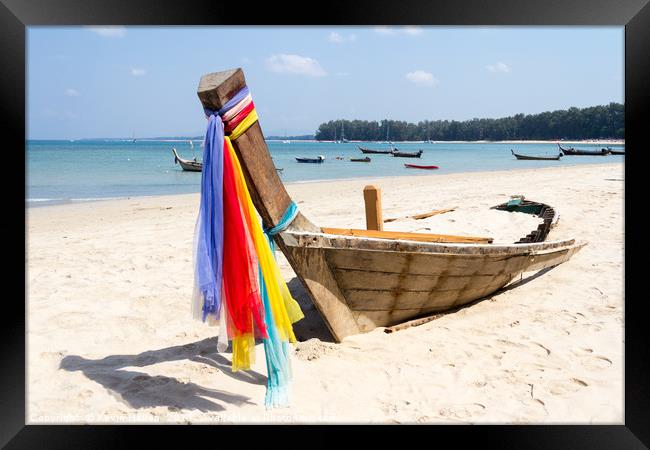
[486,62,511,73]
[374,26,395,35]
[64,88,80,97]
[403,26,424,35]
[265,54,327,77]
[131,68,146,76]
[328,32,357,43]
[375,26,424,36]
[86,26,127,38]
[405,70,439,87]
[328,32,344,43]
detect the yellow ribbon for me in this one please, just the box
[225,137,303,344]
[229,109,259,140]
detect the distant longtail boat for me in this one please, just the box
[511,149,562,160]
[558,143,610,156]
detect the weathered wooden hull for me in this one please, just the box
[279,230,586,338]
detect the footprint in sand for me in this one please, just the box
[547,378,589,395]
[438,403,486,420]
[531,342,551,356]
[570,347,594,357]
[582,355,613,370]
[581,323,604,333]
[571,378,589,387]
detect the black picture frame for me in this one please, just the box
[3,0,648,447]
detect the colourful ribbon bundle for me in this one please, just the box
[192,86,304,407]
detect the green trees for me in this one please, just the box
[314,103,624,141]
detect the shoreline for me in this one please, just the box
[26,162,624,209]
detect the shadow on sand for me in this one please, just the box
[59,276,336,412]
[59,336,265,412]
[287,277,336,343]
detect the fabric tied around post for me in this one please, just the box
[192,84,304,408]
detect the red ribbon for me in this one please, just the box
[224,101,255,133]
[221,138,267,338]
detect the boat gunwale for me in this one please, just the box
[281,229,585,255]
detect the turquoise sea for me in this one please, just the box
[26,139,624,207]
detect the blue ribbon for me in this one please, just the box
[194,113,225,321]
[194,86,250,321]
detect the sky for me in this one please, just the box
[27,26,624,139]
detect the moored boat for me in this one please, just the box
[607,147,625,155]
[172,147,202,172]
[350,157,371,162]
[511,149,562,160]
[359,146,394,154]
[404,164,439,169]
[197,68,586,341]
[392,148,423,158]
[296,155,325,163]
[558,143,610,156]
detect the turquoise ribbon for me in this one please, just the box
[260,201,298,408]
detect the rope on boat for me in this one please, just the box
[193,86,303,408]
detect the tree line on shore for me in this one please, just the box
[314,102,624,141]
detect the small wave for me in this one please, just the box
[27,198,63,202]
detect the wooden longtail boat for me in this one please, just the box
[392,149,423,158]
[404,164,439,169]
[172,147,202,172]
[296,156,325,163]
[511,150,562,161]
[558,143,610,156]
[350,157,371,162]
[359,146,394,154]
[197,68,587,342]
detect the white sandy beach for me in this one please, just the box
[26,163,624,424]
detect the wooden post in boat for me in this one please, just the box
[363,185,383,231]
[196,68,362,342]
